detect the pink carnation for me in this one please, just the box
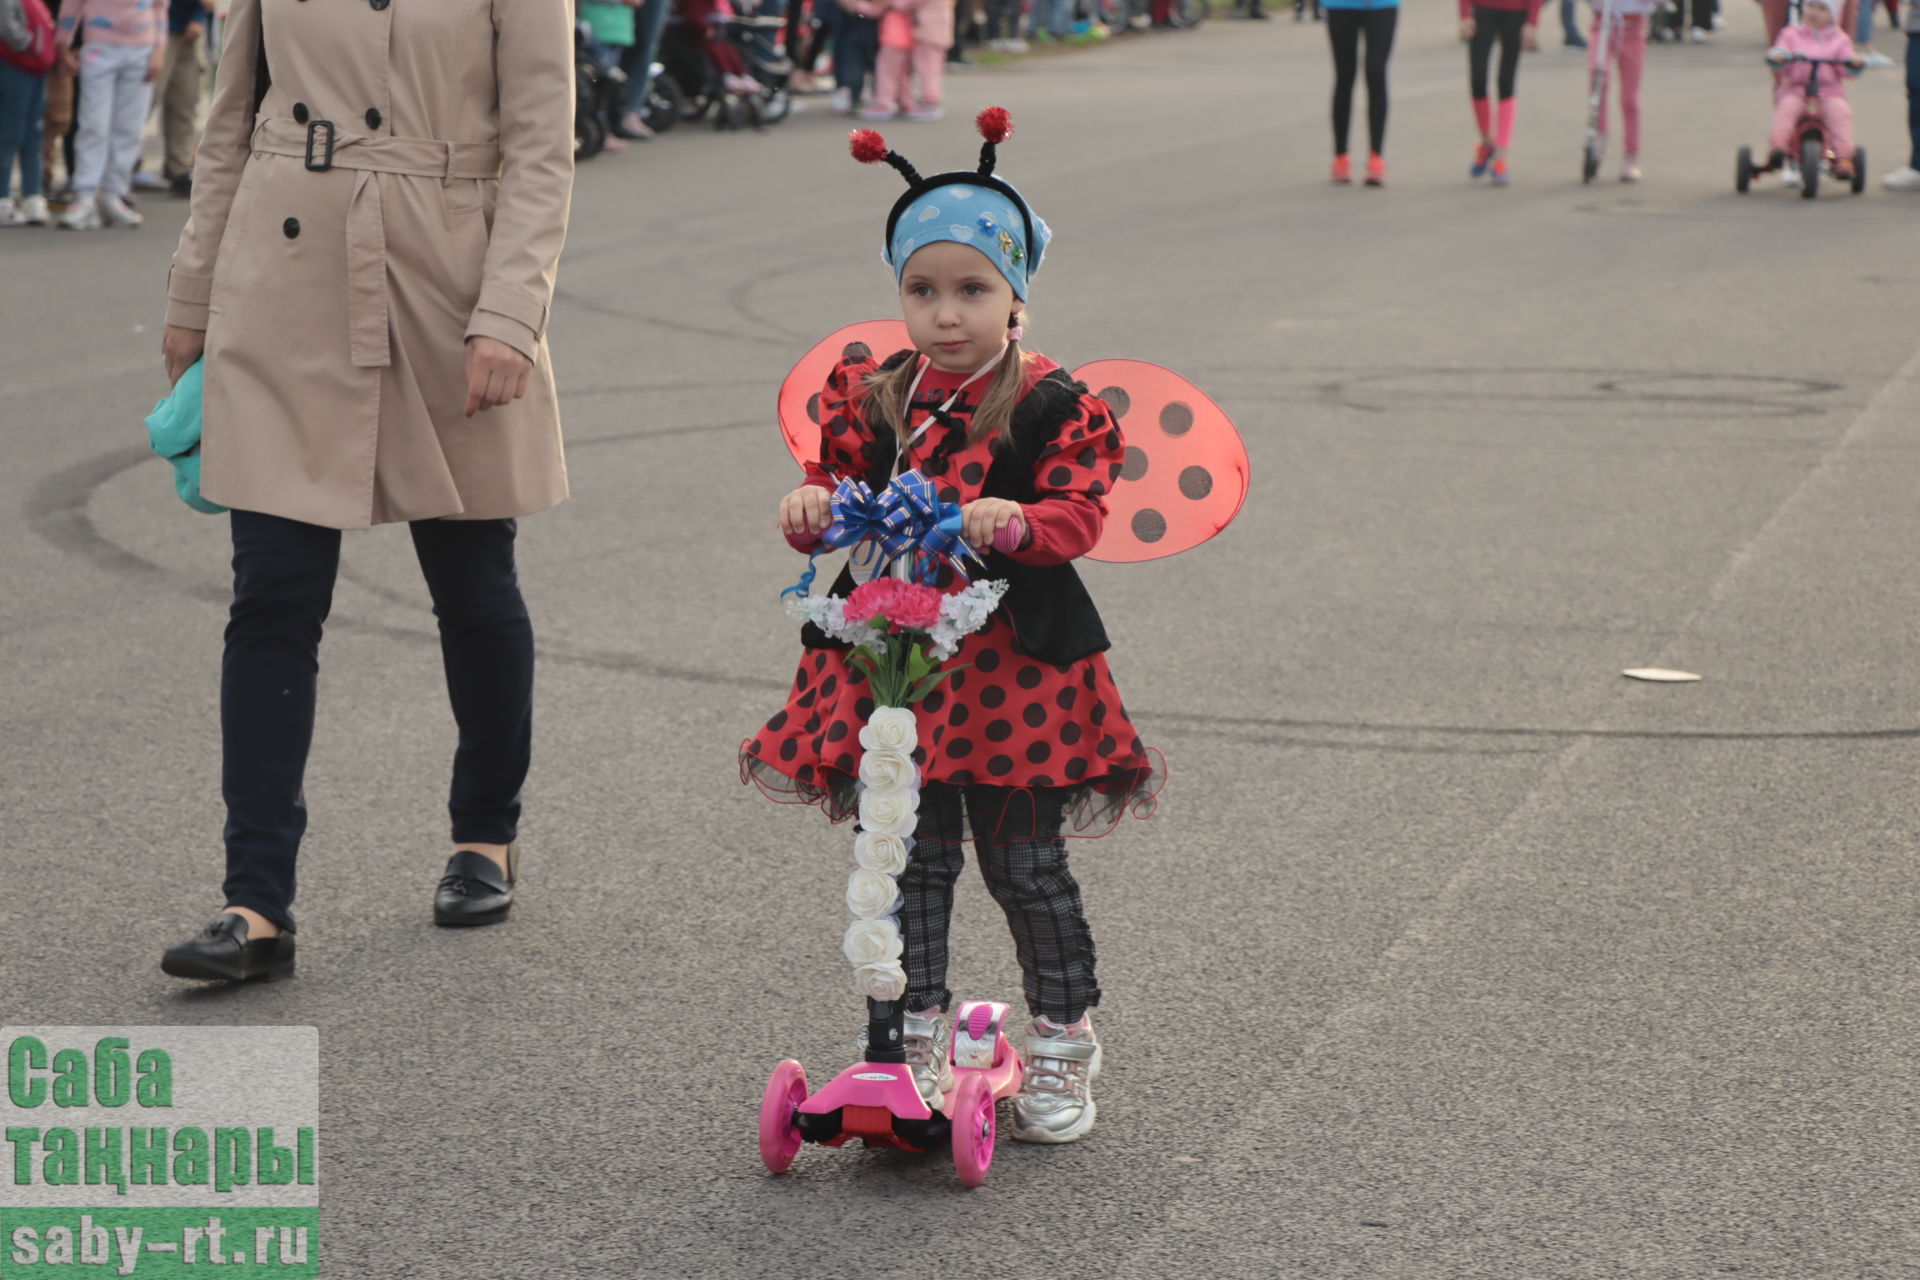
[844,577,905,624]
[886,583,944,632]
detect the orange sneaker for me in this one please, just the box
[1365,152,1386,186]
[1331,153,1352,184]
[1470,142,1495,178]
[1490,157,1509,186]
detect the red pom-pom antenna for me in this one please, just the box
[849,129,890,164]
[975,107,1014,145]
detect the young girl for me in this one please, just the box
[1460,0,1541,186]
[53,0,163,229]
[1767,0,1864,182]
[1586,0,1651,182]
[1323,0,1399,186]
[863,0,951,121]
[742,109,1160,1144]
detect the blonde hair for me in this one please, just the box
[862,309,1031,451]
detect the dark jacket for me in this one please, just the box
[800,358,1112,667]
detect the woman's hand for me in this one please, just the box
[960,498,1023,549]
[1459,16,1475,39]
[162,325,206,386]
[1522,21,1538,49]
[463,336,533,418]
[779,486,832,539]
[146,45,165,82]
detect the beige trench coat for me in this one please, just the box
[166,0,574,529]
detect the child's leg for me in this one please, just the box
[910,41,945,108]
[900,784,968,1014]
[1769,92,1805,152]
[964,786,1099,1025]
[69,47,118,198]
[871,45,909,111]
[103,54,154,201]
[1617,15,1647,155]
[1822,96,1854,160]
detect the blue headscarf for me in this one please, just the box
[853,107,1052,302]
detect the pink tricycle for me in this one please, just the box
[760,999,1025,1186]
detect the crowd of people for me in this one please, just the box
[2,0,1918,222]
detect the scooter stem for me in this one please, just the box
[865,997,907,1064]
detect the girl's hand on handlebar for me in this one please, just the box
[1459,16,1474,39]
[960,498,1023,550]
[780,486,832,539]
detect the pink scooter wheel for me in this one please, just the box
[949,1074,996,1187]
[759,1059,809,1173]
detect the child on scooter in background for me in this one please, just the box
[1766,0,1865,184]
[1587,0,1652,181]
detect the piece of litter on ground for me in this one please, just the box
[1172,1156,1200,1164]
[1622,668,1702,682]
[1360,1221,1391,1229]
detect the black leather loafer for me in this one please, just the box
[160,914,296,983]
[433,845,516,926]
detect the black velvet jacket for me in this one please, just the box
[799,354,1112,667]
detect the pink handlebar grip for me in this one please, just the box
[992,515,1026,554]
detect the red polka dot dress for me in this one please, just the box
[741,350,1163,836]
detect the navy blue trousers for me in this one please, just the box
[220,511,534,934]
[1908,33,1920,170]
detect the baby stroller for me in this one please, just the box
[659,10,792,130]
[574,24,627,159]
[1734,52,1865,197]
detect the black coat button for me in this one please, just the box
[292,102,309,124]
[365,108,382,130]
[283,218,300,239]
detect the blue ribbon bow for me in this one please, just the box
[782,469,985,598]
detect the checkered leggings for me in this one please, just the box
[899,783,1101,1023]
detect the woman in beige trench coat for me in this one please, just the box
[155,0,575,984]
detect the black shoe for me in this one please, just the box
[1565,33,1588,46]
[169,173,192,197]
[433,846,517,926]
[161,914,295,983]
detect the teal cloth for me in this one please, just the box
[145,359,226,515]
[580,1,636,45]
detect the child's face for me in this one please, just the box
[1805,1,1833,26]
[898,241,1018,374]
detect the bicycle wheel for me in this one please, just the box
[645,72,685,133]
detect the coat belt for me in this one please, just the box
[249,117,504,369]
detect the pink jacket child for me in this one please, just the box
[1766,0,1863,167]
[867,0,953,120]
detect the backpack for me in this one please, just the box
[0,0,56,75]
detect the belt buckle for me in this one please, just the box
[304,120,335,172]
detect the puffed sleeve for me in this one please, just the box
[786,355,881,550]
[1006,390,1120,566]
[164,0,262,331]
[463,0,577,360]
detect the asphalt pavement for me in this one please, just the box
[4,5,1919,1277]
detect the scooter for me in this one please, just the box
[1734,53,1866,198]
[761,999,1026,1186]
[1582,0,1618,182]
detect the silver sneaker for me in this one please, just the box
[57,196,102,230]
[903,1008,955,1110]
[1008,1016,1101,1143]
[100,195,143,228]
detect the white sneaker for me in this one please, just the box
[1688,25,1707,41]
[0,198,22,227]
[100,195,143,228]
[1003,36,1030,52]
[1779,163,1802,189]
[57,196,102,230]
[1620,156,1642,182]
[1862,49,1895,67]
[830,86,852,115]
[1007,1015,1101,1144]
[19,194,49,225]
[1881,165,1920,191]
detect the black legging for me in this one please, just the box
[1468,6,1525,100]
[1328,7,1397,156]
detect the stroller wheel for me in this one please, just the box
[759,86,792,125]
[1735,144,1753,193]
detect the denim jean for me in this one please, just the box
[1908,32,1920,168]
[833,11,879,97]
[0,62,46,200]
[1029,0,1073,36]
[620,0,673,112]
